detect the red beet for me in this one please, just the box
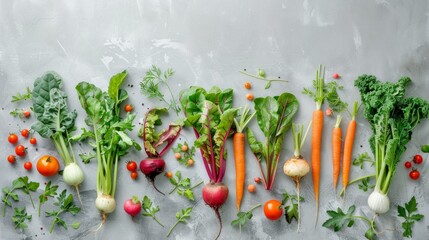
[140,158,165,195]
[202,183,229,240]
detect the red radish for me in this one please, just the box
[139,108,182,195]
[202,183,229,240]
[123,196,141,217]
[332,73,340,79]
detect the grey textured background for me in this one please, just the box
[1,0,429,239]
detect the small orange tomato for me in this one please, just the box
[247,184,256,193]
[131,171,138,179]
[264,199,283,220]
[187,159,194,166]
[165,171,173,178]
[246,93,254,101]
[244,82,252,89]
[174,153,181,159]
[181,145,188,152]
[29,137,37,145]
[36,155,60,177]
[124,104,133,113]
[23,110,31,118]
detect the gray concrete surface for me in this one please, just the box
[1,0,428,239]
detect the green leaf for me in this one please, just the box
[108,70,128,103]
[364,226,376,240]
[254,96,279,137]
[397,206,407,218]
[405,196,417,213]
[264,81,271,89]
[352,152,374,169]
[31,71,63,119]
[183,189,194,201]
[71,222,81,230]
[12,87,32,103]
[230,204,261,228]
[285,204,299,224]
[322,206,356,232]
[397,196,424,238]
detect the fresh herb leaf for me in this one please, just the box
[281,192,304,224]
[9,108,31,119]
[352,152,374,169]
[167,207,193,237]
[323,205,376,240]
[140,66,181,115]
[11,87,32,102]
[231,204,261,229]
[239,69,288,90]
[71,221,81,230]
[38,181,59,217]
[398,196,424,238]
[141,195,164,227]
[358,177,375,192]
[45,189,81,233]
[168,171,203,201]
[173,142,196,167]
[11,207,32,230]
[2,177,39,217]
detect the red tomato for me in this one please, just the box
[23,110,31,118]
[126,161,137,172]
[124,104,133,113]
[8,133,18,144]
[254,177,262,183]
[263,199,283,220]
[15,145,27,157]
[413,154,423,164]
[130,171,138,179]
[332,73,340,79]
[409,169,420,180]
[36,155,60,177]
[29,137,37,145]
[21,129,30,138]
[7,155,16,164]
[165,171,173,178]
[24,161,32,170]
[404,161,412,169]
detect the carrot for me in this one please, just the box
[342,101,358,194]
[233,106,255,211]
[332,115,342,191]
[311,109,323,223]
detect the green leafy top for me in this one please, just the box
[38,181,59,217]
[167,207,193,237]
[45,189,81,233]
[352,152,374,170]
[142,108,183,158]
[180,86,237,183]
[141,195,164,227]
[397,196,424,238]
[75,71,141,196]
[2,176,39,217]
[246,92,299,190]
[140,66,181,115]
[355,75,429,194]
[281,192,304,224]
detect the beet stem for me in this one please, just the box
[151,180,165,195]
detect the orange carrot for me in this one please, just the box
[233,106,255,211]
[342,102,358,193]
[332,115,342,191]
[311,109,323,223]
[233,133,246,211]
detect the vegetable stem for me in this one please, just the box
[239,70,288,83]
[339,174,375,196]
[166,221,180,237]
[190,181,204,190]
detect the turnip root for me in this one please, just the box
[202,183,229,240]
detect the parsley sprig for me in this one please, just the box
[38,181,59,217]
[281,192,304,224]
[398,196,424,238]
[11,87,32,102]
[168,171,203,201]
[12,207,32,230]
[141,195,164,227]
[140,65,181,115]
[231,204,261,230]
[2,176,39,217]
[166,207,193,237]
[45,189,81,233]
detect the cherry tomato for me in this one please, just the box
[332,73,340,79]
[23,110,31,118]
[126,161,138,172]
[7,155,16,164]
[24,161,32,170]
[413,154,423,164]
[246,93,254,101]
[404,161,412,169]
[247,184,256,193]
[165,171,173,179]
[254,177,262,183]
[130,171,138,179]
[124,104,133,113]
[181,145,188,152]
[29,137,37,145]
[174,153,181,159]
[8,133,18,144]
[21,129,30,138]
[409,169,420,180]
[36,155,60,177]
[263,199,283,220]
[244,82,252,89]
[15,145,27,157]
[187,159,194,166]
[325,108,333,116]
